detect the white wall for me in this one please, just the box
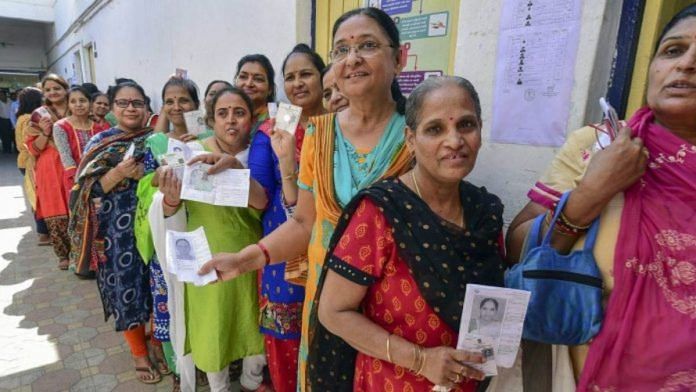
[46,0,312,109]
[0,17,47,72]
[454,0,622,224]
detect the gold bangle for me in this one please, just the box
[282,171,297,181]
[416,348,427,375]
[386,334,393,363]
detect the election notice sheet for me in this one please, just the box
[165,227,217,286]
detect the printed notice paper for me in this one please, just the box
[490,0,582,146]
[165,227,217,286]
[181,162,250,207]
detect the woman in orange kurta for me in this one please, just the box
[26,74,71,270]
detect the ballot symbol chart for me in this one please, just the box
[370,0,459,94]
[491,0,582,147]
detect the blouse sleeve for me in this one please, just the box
[248,132,278,202]
[297,122,316,193]
[53,123,77,169]
[527,126,597,208]
[328,198,395,286]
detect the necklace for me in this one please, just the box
[214,137,237,155]
[411,170,422,198]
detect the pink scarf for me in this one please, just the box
[579,107,696,391]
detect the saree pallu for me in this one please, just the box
[69,127,153,331]
[296,113,412,390]
[578,108,696,391]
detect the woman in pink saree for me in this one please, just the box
[507,4,696,391]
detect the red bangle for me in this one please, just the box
[256,242,271,266]
[163,197,181,208]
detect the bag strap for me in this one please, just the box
[541,191,602,252]
[540,192,571,246]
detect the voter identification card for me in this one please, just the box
[30,106,51,123]
[175,68,188,79]
[267,102,278,119]
[184,109,207,136]
[122,143,135,161]
[275,103,302,135]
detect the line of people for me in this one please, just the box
[13,4,696,392]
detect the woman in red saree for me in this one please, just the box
[54,86,110,200]
[311,76,504,391]
[26,74,71,270]
[507,5,696,390]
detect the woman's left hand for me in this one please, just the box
[419,347,485,388]
[158,166,181,204]
[187,153,244,174]
[175,133,198,143]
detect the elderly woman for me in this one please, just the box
[69,81,157,384]
[312,76,503,391]
[198,8,413,389]
[506,5,696,391]
[321,63,349,113]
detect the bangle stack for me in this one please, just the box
[411,344,426,375]
[547,207,591,237]
[256,242,271,266]
[282,171,298,182]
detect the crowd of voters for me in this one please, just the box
[4,5,696,392]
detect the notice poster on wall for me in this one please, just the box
[368,0,460,94]
[490,0,583,147]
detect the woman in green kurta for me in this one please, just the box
[157,86,269,391]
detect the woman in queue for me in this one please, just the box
[134,77,204,386]
[199,7,413,389]
[53,86,110,201]
[314,76,504,391]
[26,74,71,270]
[506,5,696,390]
[247,43,325,392]
[15,87,50,245]
[321,63,349,113]
[68,82,157,384]
[91,92,111,130]
[235,54,276,138]
[155,87,267,392]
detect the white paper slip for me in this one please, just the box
[165,227,217,286]
[275,102,302,135]
[122,143,135,161]
[184,109,208,136]
[267,102,278,119]
[181,162,250,207]
[456,284,530,376]
[175,68,188,79]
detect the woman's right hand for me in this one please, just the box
[198,244,266,281]
[420,347,485,388]
[158,166,181,204]
[579,126,648,200]
[38,117,52,135]
[115,157,138,179]
[188,153,244,174]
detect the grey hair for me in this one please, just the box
[405,76,482,130]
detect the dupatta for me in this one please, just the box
[307,179,506,390]
[579,108,696,391]
[68,127,151,277]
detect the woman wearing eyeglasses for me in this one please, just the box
[199,7,412,390]
[506,4,696,390]
[69,82,160,384]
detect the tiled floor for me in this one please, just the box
[0,154,188,391]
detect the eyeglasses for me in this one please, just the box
[113,99,146,109]
[330,40,394,62]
